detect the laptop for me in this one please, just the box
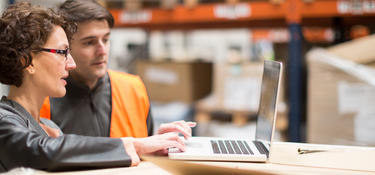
[168,60,283,162]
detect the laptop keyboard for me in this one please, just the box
[253,140,269,155]
[211,140,256,155]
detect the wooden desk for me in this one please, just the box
[269,141,375,172]
[5,142,375,175]
[25,160,373,175]
[8,161,369,175]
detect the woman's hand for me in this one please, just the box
[133,132,185,156]
[121,121,195,167]
[121,137,140,167]
[157,120,196,139]
[121,133,186,166]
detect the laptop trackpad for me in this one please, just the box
[186,140,205,148]
[169,138,210,154]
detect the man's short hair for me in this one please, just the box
[59,0,114,28]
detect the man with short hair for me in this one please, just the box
[41,0,195,138]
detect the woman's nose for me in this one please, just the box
[65,53,76,70]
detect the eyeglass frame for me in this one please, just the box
[40,48,69,61]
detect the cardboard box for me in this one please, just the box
[215,62,264,112]
[135,60,212,103]
[215,62,286,112]
[195,61,288,131]
[307,34,375,146]
[184,0,198,9]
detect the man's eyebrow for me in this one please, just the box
[80,36,96,41]
[79,32,111,41]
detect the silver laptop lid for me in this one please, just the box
[255,60,282,144]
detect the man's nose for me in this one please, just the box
[96,41,108,56]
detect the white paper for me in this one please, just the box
[354,110,375,144]
[337,82,375,144]
[338,81,375,113]
[223,77,260,111]
[214,4,251,19]
[145,67,178,85]
[120,10,151,24]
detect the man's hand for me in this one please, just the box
[157,120,197,139]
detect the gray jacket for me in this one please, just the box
[0,97,132,172]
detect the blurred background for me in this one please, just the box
[1,0,375,146]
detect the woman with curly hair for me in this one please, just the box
[0,2,185,172]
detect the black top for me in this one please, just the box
[49,72,153,137]
[0,96,131,172]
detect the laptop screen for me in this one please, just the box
[255,60,282,143]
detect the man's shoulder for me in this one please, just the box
[107,69,142,83]
[107,70,148,95]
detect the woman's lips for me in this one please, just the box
[61,79,67,86]
[61,74,68,86]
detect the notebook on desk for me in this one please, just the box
[168,60,283,162]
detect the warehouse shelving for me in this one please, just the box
[110,0,375,28]
[108,0,375,142]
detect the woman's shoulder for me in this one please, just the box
[0,100,19,118]
[0,97,28,125]
[0,103,27,126]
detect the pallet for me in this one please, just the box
[195,110,253,126]
[194,99,288,131]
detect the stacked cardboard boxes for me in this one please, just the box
[307,34,375,146]
[135,60,213,103]
[196,61,288,131]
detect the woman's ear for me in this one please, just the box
[26,65,35,74]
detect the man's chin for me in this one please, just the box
[72,67,107,80]
[94,68,108,79]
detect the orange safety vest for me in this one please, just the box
[40,70,150,138]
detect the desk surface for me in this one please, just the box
[4,142,375,175]
[23,160,373,175]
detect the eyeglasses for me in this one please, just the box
[41,48,69,61]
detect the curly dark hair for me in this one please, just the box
[0,2,77,87]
